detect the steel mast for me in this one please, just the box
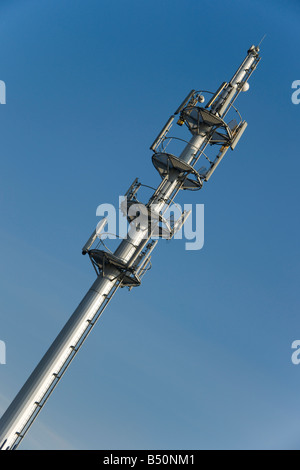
[0,44,261,450]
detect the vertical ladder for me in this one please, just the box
[10,281,121,450]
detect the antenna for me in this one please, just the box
[257,33,267,48]
[0,44,262,451]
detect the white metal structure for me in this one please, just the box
[0,44,261,450]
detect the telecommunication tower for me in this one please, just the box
[0,44,261,450]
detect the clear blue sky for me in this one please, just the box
[0,0,300,450]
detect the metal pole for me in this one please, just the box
[0,44,261,450]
